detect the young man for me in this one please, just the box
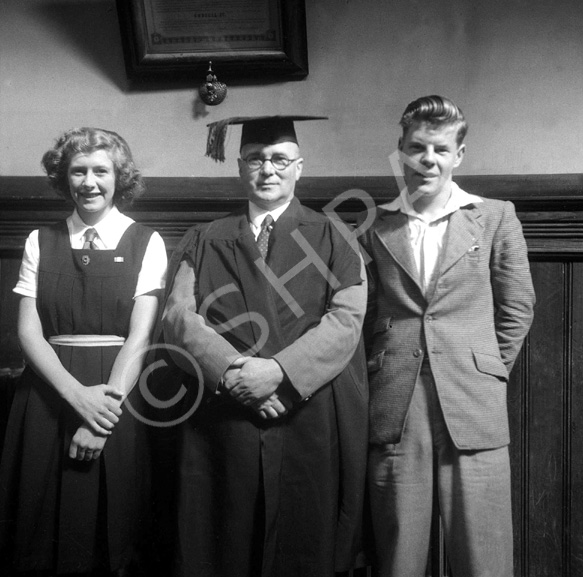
[162,116,368,577]
[360,96,535,577]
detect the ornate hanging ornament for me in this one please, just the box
[198,61,227,106]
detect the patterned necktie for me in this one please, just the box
[256,214,274,260]
[83,228,98,250]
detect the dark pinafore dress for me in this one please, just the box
[0,221,154,574]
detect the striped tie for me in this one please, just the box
[256,215,274,259]
[83,228,98,250]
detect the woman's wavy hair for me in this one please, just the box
[399,95,468,146]
[41,127,145,207]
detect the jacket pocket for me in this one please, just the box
[473,351,508,380]
[367,350,385,373]
[373,316,392,335]
[367,316,392,373]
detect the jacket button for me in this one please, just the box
[413,349,423,358]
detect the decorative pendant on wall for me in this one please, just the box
[199,62,227,106]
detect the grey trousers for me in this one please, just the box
[368,359,513,577]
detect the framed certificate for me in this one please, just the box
[116,0,308,81]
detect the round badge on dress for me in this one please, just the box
[82,255,90,266]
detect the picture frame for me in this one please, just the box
[116,0,309,82]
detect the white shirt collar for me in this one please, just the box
[379,181,483,222]
[68,206,134,249]
[248,200,292,229]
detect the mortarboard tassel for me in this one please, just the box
[205,119,230,162]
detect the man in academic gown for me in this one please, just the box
[161,116,368,577]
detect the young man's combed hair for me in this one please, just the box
[399,95,468,145]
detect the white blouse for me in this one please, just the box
[14,207,167,299]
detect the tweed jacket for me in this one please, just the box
[359,192,535,450]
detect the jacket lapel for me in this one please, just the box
[438,204,484,277]
[373,210,422,291]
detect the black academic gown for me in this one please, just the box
[160,198,368,577]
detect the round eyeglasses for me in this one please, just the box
[241,155,300,171]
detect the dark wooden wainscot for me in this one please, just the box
[1,174,583,577]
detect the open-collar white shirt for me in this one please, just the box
[380,181,483,292]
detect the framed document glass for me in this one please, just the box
[116,0,308,81]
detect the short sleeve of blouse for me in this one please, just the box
[134,230,167,297]
[13,229,40,298]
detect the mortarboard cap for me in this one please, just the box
[205,115,328,162]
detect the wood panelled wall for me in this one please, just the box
[1,174,583,577]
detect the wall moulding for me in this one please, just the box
[1,174,582,253]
